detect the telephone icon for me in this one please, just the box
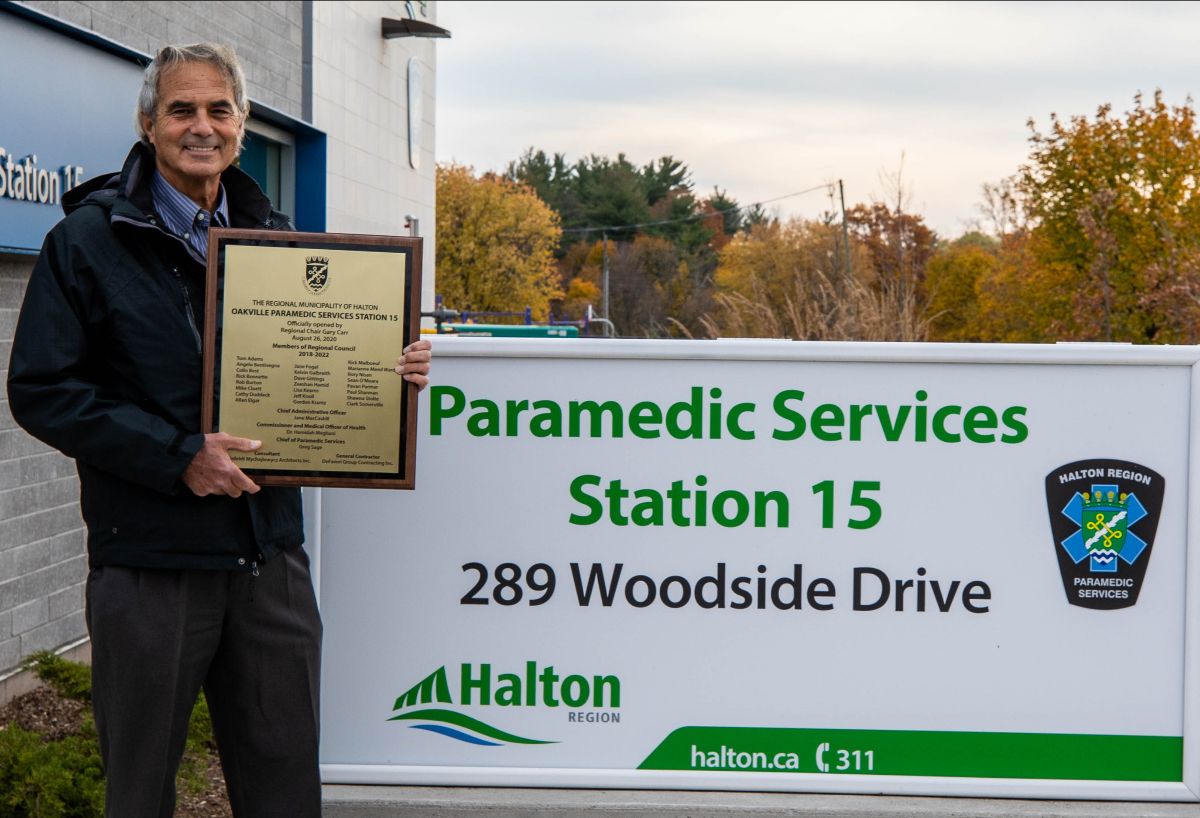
[815,742,830,772]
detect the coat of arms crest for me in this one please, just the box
[305,256,330,294]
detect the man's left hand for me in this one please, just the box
[396,339,432,391]
[182,432,262,497]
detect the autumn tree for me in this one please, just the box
[638,157,714,253]
[556,236,712,337]
[924,233,999,342]
[706,187,744,244]
[606,235,678,336]
[1016,91,1200,343]
[435,164,562,319]
[845,203,937,304]
[978,177,1026,238]
[505,147,727,334]
[972,231,1074,342]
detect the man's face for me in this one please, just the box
[140,61,243,196]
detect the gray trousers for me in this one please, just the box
[85,547,323,818]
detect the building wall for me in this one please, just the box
[0,0,440,684]
[0,0,306,683]
[313,0,437,313]
[0,254,87,684]
[19,0,305,118]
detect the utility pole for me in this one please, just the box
[601,231,611,337]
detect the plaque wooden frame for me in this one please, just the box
[202,228,422,489]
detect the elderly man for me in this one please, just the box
[7,43,431,817]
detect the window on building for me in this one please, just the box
[239,122,296,218]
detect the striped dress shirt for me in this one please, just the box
[150,170,230,262]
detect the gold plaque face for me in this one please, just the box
[203,229,422,489]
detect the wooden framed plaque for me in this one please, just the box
[202,229,422,489]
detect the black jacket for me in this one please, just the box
[7,143,303,570]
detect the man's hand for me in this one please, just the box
[396,339,432,391]
[182,433,262,498]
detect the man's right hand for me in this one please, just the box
[182,432,262,497]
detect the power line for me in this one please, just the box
[560,183,833,235]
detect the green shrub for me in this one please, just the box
[1,652,221,815]
[0,721,105,818]
[21,651,91,703]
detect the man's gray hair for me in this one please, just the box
[135,43,249,145]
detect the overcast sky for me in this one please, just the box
[434,1,1200,237]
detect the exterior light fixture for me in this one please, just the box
[381,17,451,39]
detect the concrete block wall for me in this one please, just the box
[0,254,88,687]
[21,0,305,119]
[0,1,306,685]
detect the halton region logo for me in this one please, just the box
[1044,459,1164,610]
[304,256,330,294]
[388,661,621,746]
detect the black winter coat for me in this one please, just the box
[7,143,303,570]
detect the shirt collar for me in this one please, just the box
[150,169,229,236]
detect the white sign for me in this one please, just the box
[316,339,1200,801]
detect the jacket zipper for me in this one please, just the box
[113,214,204,353]
[170,265,203,353]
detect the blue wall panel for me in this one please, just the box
[0,10,143,252]
[0,5,326,251]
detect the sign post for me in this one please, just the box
[316,339,1200,801]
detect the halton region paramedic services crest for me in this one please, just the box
[304,256,330,294]
[1044,459,1164,610]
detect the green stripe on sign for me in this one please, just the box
[638,727,1181,781]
